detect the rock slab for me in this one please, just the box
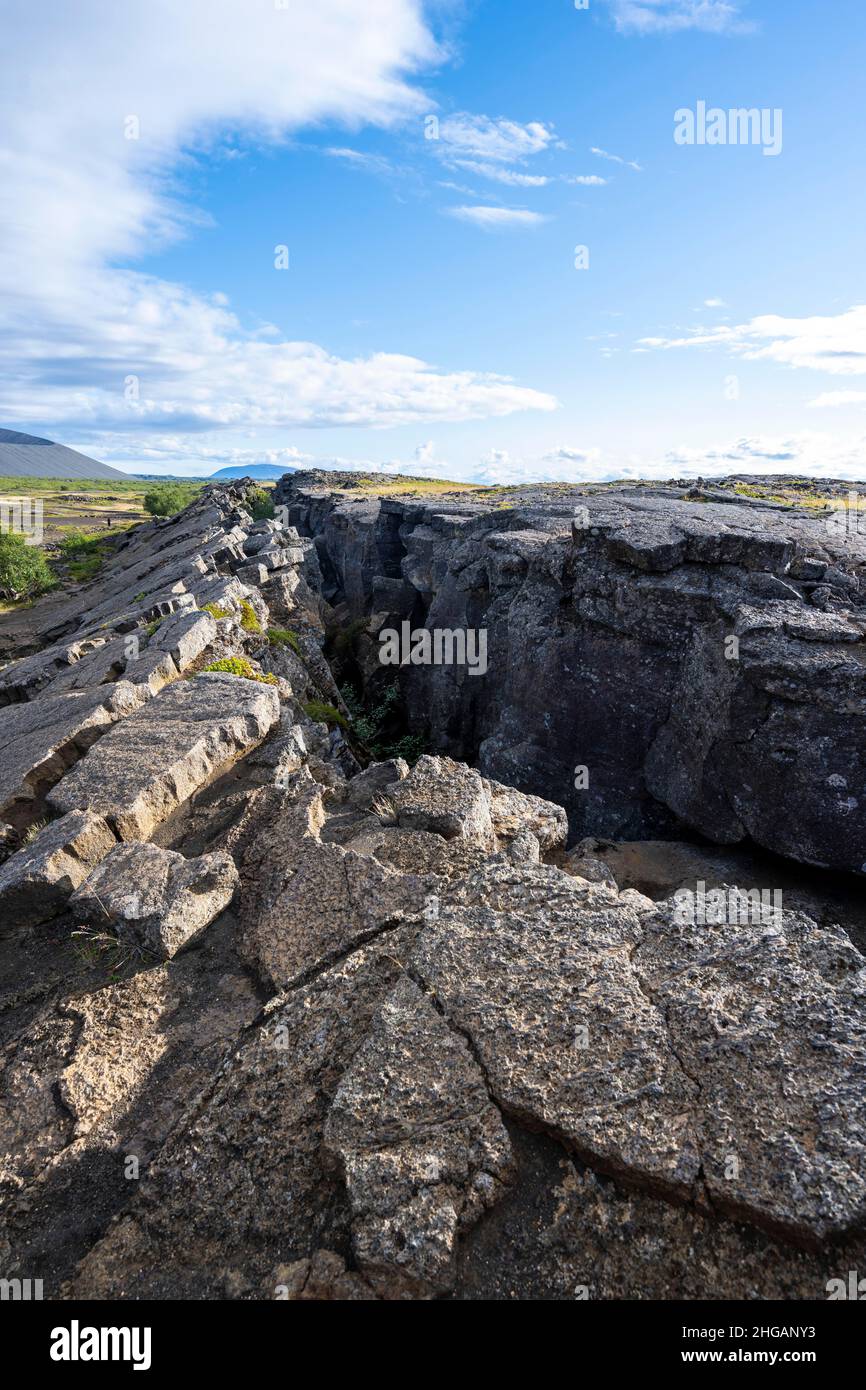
[71,842,239,958]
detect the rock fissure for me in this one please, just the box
[2,474,866,1300]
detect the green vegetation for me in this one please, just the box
[144,617,164,638]
[325,474,481,497]
[0,476,206,546]
[302,699,348,729]
[239,599,262,633]
[22,818,49,846]
[341,682,427,762]
[143,482,199,517]
[58,528,112,581]
[201,602,231,620]
[247,486,275,521]
[200,656,278,685]
[0,476,204,495]
[71,926,155,977]
[268,626,301,655]
[0,533,55,599]
[731,481,841,510]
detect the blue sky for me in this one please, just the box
[1,0,865,481]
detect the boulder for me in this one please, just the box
[70,842,239,959]
[412,861,866,1244]
[47,674,280,840]
[0,811,116,928]
[0,682,143,823]
[240,785,431,989]
[151,608,217,670]
[391,755,495,849]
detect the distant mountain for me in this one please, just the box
[0,428,126,480]
[209,463,296,480]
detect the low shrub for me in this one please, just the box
[239,599,261,633]
[200,657,278,685]
[247,487,275,522]
[302,699,348,729]
[143,483,198,518]
[0,533,55,599]
[54,528,113,582]
[268,626,301,655]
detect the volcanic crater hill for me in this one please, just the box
[0,476,865,1300]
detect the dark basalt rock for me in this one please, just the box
[276,475,866,874]
[3,474,866,1304]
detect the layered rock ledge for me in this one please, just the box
[276,473,866,874]
[1,475,864,1302]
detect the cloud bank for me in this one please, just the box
[639,306,866,377]
[0,0,555,443]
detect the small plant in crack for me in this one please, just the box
[302,699,348,730]
[21,818,48,846]
[340,681,428,763]
[371,794,398,825]
[268,626,301,655]
[70,926,155,977]
[239,599,262,634]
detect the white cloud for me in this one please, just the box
[660,432,866,479]
[704,297,726,307]
[0,271,557,429]
[0,1,556,441]
[436,114,558,163]
[545,446,603,464]
[323,147,402,179]
[445,206,549,229]
[604,1,751,34]
[591,147,643,171]
[90,436,313,477]
[450,160,550,187]
[91,429,866,486]
[471,445,606,485]
[447,163,607,190]
[638,305,866,377]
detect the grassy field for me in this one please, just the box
[0,477,211,608]
[0,476,208,542]
[309,473,483,497]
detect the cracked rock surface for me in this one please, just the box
[70,842,240,960]
[2,476,866,1301]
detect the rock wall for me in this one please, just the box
[277,475,866,873]
[2,476,866,1303]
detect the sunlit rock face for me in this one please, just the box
[1,475,866,1303]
